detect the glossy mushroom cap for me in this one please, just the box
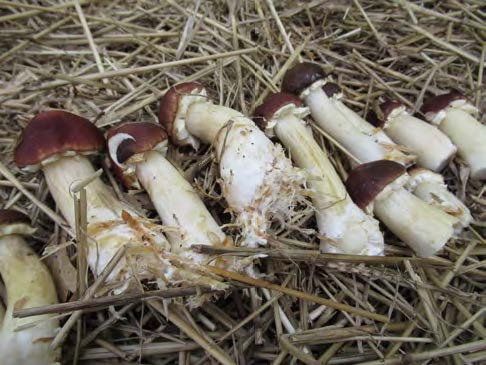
[281,62,327,95]
[421,92,467,116]
[14,110,104,170]
[253,92,304,130]
[0,209,35,237]
[345,160,406,210]
[158,82,207,147]
[107,122,168,189]
[367,100,406,128]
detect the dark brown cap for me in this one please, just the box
[14,110,104,169]
[0,209,35,237]
[158,82,207,145]
[321,82,341,98]
[421,92,467,115]
[345,160,406,209]
[253,92,303,129]
[367,99,405,128]
[106,122,168,189]
[281,62,327,95]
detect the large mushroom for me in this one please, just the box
[345,161,459,257]
[254,92,384,256]
[14,111,224,291]
[0,209,60,365]
[405,167,472,230]
[159,82,305,247]
[367,100,457,172]
[281,63,415,166]
[106,122,232,264]
[421,92,486,180]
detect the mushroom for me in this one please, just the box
[281,63,415,166]
[14,111,225,291]
[367,99,457,172]
[106,122,231,264]
[405,167,472,230]
[254,92,384,256]
[159,83,305,246]
[0,209,60,365]
[421,92,486,180]
[345,160,459,257]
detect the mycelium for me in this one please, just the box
[345,161,459,257]
[0,210,59,365]
[254,92,384,256]
[421,92,486,180]
[405,167,472,230]
[281,62,415,166]
[159,82,305,247]
[106,122,237,267]
[14,111,225,292]
[367,99,457,172]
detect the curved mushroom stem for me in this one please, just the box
[0,234,60,365]
[272,114,384,255]
[134,150,228,260]
[303,86,414,166]
[406,170,472,230]
[383,113,456,172]
[436,108,486,180]
[185,103,305,246]
[374,187,458,257]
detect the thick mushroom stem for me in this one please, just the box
[42,155,169,277]
[131,151,227,259]
[271,113,384,255]
[0,235,59,365]
[432,108,486,180]
[302,84,413,165]
[373,186,457,257]
[406,169,472,230]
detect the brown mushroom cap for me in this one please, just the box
[321,82,341,98]
[14,110,104,169]
[158,82,207,143]
[345,160,406,209]
[253,92,303,129]
[421,92,467,115]
[281,62,327,95]
[0,209,34,237]
[367,100,405,128]
[107,122,168,164]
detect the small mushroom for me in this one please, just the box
[106,122,228,263]
[0,209,60,365]
[405,167,472,230]
[254,92,384,256]
[345,161,459,257]
[159,83,305,246]
[421,92,486,180]
[282,63,414,166]
[368,100,457,172]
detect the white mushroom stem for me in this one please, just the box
[301,82,413,165]
[382,107,456,172]
[42,155,169,278]
[427,103,486,180]
[371,175,459,257]
[406,170,472,230]
[269,111,384,255]
[0,234,60,365]
[184,101,305,247]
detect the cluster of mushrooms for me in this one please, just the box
[1,61,484,364]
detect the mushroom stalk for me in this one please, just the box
[303,84,413,165]
[0,235,59,365]
[406,168,472,230]
[373,186,457,257]
[273,114,384,255]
